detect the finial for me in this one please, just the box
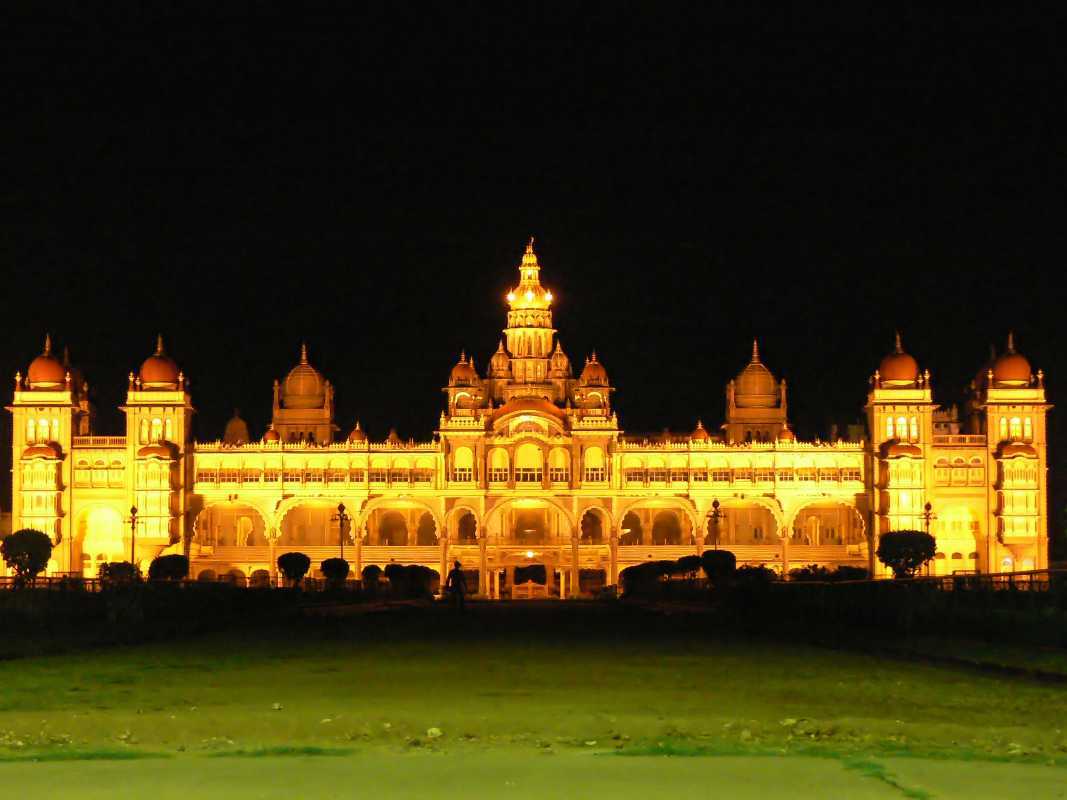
[14,370,21,389]
[178,370,185,388]
[43,333,52,356]
[64,371,71,388]
[526,236,535,254]
[155,334,165,355]
[1006,331,1016,354]
[300,342,308,364]
[459,350,467,364]
[128,371,135,387]
[591,350,598,362]
[1037,369,1044,387]
[894,330,903,354]
[751,338,760,362]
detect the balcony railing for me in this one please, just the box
[72,436,126,448]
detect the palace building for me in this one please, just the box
[6,241,1052,593]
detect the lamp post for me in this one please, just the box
[332,502,350,561]
[127,506,138,566]
[709,499,726,550]
[921,501,936,535]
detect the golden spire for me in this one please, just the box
[155,334,165,356]
[43,333,52,356]
[751,339,761,362]
[894,330,903,354]
[1006,331,1016,354]
[300,342,308,364]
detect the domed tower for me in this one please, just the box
[8,334,91,558]
[223,409,250,445]
[444,351,485,411]
[724,340,788,443]
[270,343,337,444]
[489,340,511,379]
[864,331,934,540]
[123,335,195,552]
[498,238,558,401]
[574,351,613,411]
[971,333,1050,570]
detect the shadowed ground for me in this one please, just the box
[2,602,1066,797]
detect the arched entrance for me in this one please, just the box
[706,503,779,545]
[651,511,684,545]
[790,502,864,545]
[415,512,438,545]
[77,507,124,575]
[196,503,269,546]
[620,511,642,545]
[278,502,341,547]
[580,509,605,543]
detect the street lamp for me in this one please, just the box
[709,499,726,550]
[331,502,350,561]
[127,506,138,566]
[921,501,936,535]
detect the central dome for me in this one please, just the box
[734,340,778,408]
[991,333,1031,387]
[140,335,180,389]
[26,334,66,389]
[282,344,326,409]
[878,332,919,387]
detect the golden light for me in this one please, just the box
[525,550,535,558]
[525,290,534,301]
[507,292,516,302]
[545,291,553,302]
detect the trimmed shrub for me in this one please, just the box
[877,531,936,579]
[1,528,53,585]
[149,554,189,581]
[734,564,777,586]
[676,555,703,578]
[830,566,869,582]
[321,558,350,586]
[277,552,311,586]
[362,564,382,597]
[700,550,737,583]
[620,561,668,597]
[99,561,141,586]
[789,564,832,582]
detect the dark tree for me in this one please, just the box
[700,549,737,583]
[148,554,189,581]
[362,564,382,598]
[321,557,350,586]
[1,528,53,585]
[876,531,937,579]
[277,552,311,586]
[676,555,703,579]
[98,561,141,586]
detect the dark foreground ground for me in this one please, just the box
[2,602,1066,798]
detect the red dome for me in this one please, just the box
[449,352,479,385]
[140,336,180,388]
[347,421,367,442]
[579,352,609,385]
[777,425,796,442]
[262,426,280,442]
[878,333,919,386]
[991,334,1031,386]
[26,335,66,388]
[691,420,710,442]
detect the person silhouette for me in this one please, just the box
[445,559,467,612]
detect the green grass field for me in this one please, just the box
[2,603,1067,797]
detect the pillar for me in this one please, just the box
[609,532,619,587]
[570,534,579,598]
[268,537,277,584]
[439,530,449,594]
[479,535,488,596]
[354,525,363,582]
[779,528,790,580]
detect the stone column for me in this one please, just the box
[779,529,790,580]
[479,535,488,596]
[354,524,363,582]
[570,534,580,598]
[609,532,619,587]
[268,536,277,584]
[439,530,449,595]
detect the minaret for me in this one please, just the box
[502,238,557,395]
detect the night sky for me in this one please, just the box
[3,7,1064,540]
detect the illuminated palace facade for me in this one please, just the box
[7,241,1052,592]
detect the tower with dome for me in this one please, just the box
[6,241,1052,589]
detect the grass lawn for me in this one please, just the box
[2,603,1066,796]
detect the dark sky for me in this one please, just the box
[3,6,1064,531]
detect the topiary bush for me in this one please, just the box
[789,564,832,582]
[1,528,53,586]
[321,558,350,587]
[675,555,703,579]
[277,552,311,586]
[734,564,778,586]
[877,531,937,579]
[148,554,189,581]
[830,565,869,582]
[362,564,382,597]
[700,549,737,584]
[99,561,141,587]
[620,561,669,598]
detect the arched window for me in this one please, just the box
[999,417,1008,440]
[150,418,163,442]
[164,418,173,441]
[514,443,543,483]
[39,418,49,439]
[1023,417,1032,441]
[1009,417,1022,439]
[140,419,149,443]
[896,417,907,440]
[583,446,606,483]
[886,417,894,439]
[489,448,510,483]
[451,446,474,482]
[909,416,918,442]
[26,418,35,443]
